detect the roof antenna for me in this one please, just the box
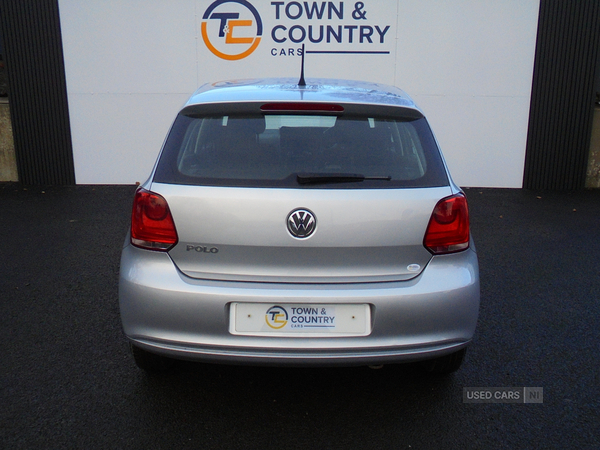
[298,44,306,87]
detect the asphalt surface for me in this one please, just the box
[1,184,599,449]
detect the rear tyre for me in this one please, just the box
[130,343,174,372]
[422,348,467,375]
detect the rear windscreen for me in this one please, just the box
[153,112,449,188]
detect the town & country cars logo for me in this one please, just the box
[202,1,393,60]
[265,305,337,330]
[201,0,263,60]
[265,305,289,329]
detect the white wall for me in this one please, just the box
[59,0,539,187]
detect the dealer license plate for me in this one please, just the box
[230,303,371,337]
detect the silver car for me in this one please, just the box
[119,78,479,374]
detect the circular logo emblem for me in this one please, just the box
[265,305,289,329]
[287,209,317,239]
[201,0,263,60]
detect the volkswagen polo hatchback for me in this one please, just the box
[119,78,479,374]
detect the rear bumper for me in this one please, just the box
[119,244,480,366]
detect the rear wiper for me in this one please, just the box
[296,173,392,185]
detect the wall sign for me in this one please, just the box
[201,1,393,60]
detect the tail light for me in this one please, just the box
[130,188,178,251]
[424,193,470,254]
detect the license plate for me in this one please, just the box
[230,303,371,337]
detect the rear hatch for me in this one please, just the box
[153,183,451,283]
[150,102,452,283]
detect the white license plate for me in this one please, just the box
[230,303,371,337]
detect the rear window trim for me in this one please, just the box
[180,101,424,120]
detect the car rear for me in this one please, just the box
[119,78,479,372]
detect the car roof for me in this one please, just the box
[184,78,420,111]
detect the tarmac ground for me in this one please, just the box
[1,183,599,449]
